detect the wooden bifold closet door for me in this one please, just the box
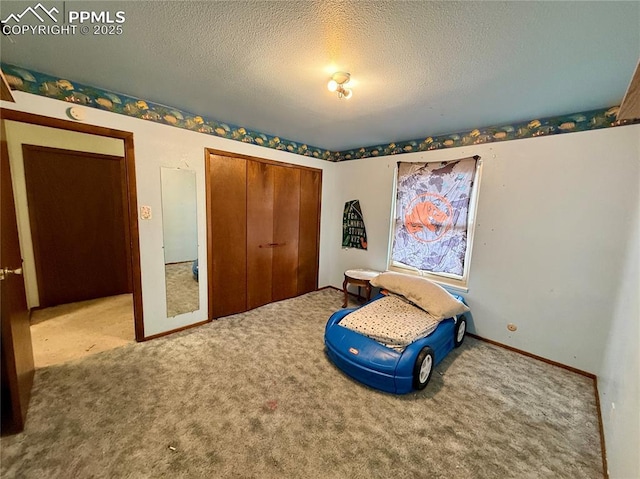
[207,152,321,319]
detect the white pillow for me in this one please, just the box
[370,271,469,320]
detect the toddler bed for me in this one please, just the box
[324,271,469,394]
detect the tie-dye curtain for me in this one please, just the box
[392,157,478,276]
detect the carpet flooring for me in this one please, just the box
[29,294,135,368]
[0,289,603,478]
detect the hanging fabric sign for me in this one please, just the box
[342,200,368,250]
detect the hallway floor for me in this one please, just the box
[30,294,135,368]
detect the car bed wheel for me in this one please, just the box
[454,316,467,348]
[413,347,435,390]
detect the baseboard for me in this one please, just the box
[593,378,609,479]
[466,333,595,379]
[149,288,337,341]
[142,319,211,341]
[28,305,45,320]
[317,285,341,292]
[318,291,595,379]
[467,333,607,478]
[317,285,374,304]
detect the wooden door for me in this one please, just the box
[1,137,34,434]
[208,154,247,318]
[247,161,274,309]
[272,166,300,301]
[207,150,321,318]
[297,169,321,295]
[22,145,131,307]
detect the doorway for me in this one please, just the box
[1,110,144,367]
[1,109,144,433]
[23,145,132,307]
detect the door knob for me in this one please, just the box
[0,267,22,281]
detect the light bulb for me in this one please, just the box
[327,79,338,92]
[343,88,353,100]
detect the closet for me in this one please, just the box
[207,150,321,318]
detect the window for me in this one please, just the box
[388,156,482,292]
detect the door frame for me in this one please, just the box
[1,109,145,341]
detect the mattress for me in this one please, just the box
[338,295,442,352]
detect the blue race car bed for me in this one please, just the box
[324,272,469,394]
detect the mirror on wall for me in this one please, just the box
[160,167,199,317]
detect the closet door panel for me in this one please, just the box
[272,166,300,302]
[298,169,321,295]
[209,154,247,318]
[208,151,321,318]
[247,161,274,309]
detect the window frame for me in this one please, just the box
[386,157,483,293]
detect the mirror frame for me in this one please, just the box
[160,167,199,318]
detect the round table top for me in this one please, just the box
[344,269,381,281]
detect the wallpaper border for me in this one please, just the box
[335,107,638,161]
[1,63,332,160]
[2,63,638,162]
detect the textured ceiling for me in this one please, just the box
[1,1,639,151]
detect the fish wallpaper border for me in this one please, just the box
[2,63,638,163]
[335,106,638,161]
[1,63,332,160]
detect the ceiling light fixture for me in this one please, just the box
[327,71,353,100]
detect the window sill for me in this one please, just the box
[388,265,469,294]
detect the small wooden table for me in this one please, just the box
[342,269,381,308]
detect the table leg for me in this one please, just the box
[365,283,371,302]
[342,275,348,308]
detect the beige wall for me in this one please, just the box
[333,127,640,477]
[332,125,640,375]
[598,170,639,479]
